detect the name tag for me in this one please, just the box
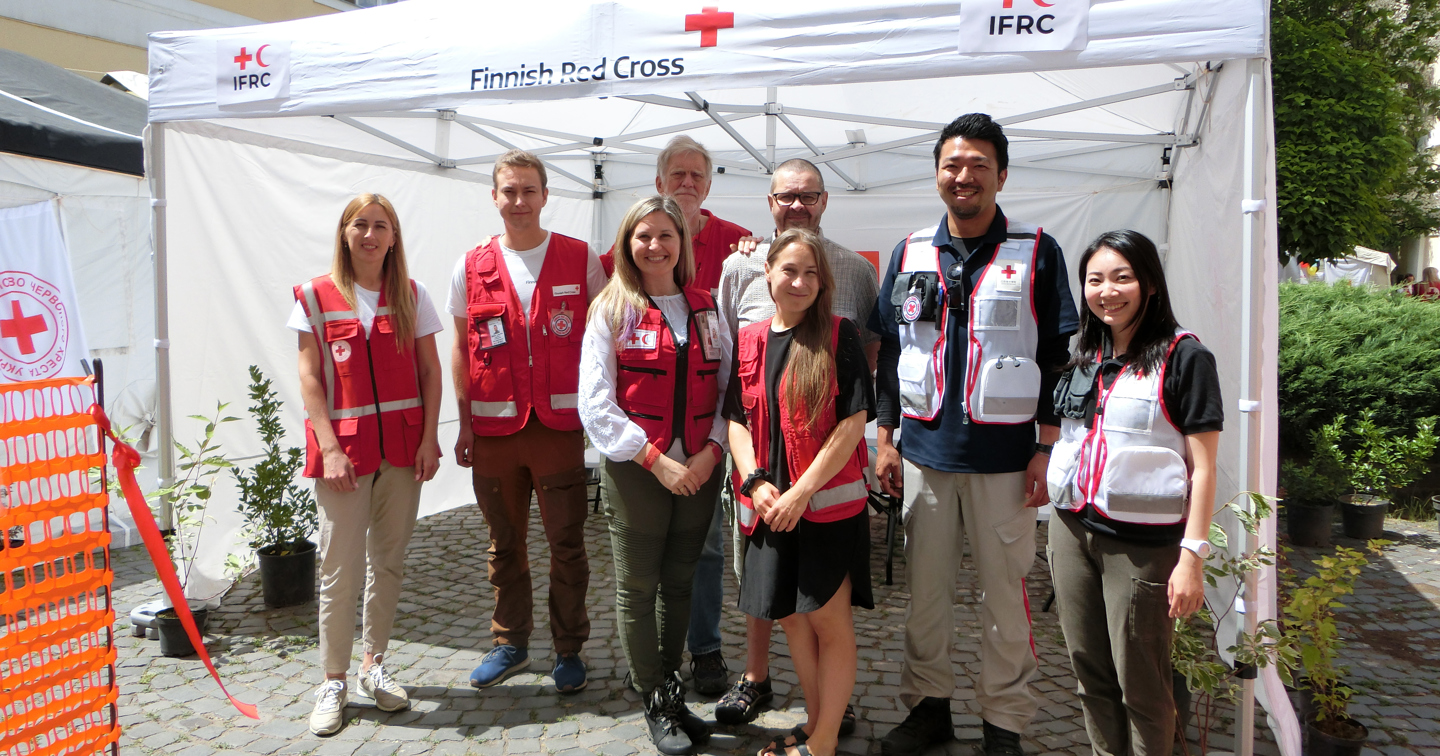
[478,317,507,349]
[696,311,722,362]
[552,284,581,297]
[993,260,1025,293]
[624,329,659,350]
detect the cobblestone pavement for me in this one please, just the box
[1286,516,1440,756]
[108,500,1438,756]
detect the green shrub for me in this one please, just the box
[1278,282,1440,457]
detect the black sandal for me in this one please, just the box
[760,728,807,756]
[716,677,774,725]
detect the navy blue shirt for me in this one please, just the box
[869,209,1080,474]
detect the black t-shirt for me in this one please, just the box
[1061,334,1225,543]
[723,318,877,490]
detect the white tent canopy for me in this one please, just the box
[145,0,1284,751]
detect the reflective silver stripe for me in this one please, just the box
[300,281,337,415]
[1107,492,1187,517]
[330,398,422,420]
[322,309,358,322]
[808,479,869,512]
[550,393,579,410]
[472,400,519,418]
[737,502,757,528]
[376,306,391,315]
[331,405,377,420]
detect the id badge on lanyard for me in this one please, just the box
[696,311,722,362]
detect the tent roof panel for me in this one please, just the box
[146,0,1265,122]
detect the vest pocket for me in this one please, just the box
[1046,435,1083,506]
[974,356,1039,422]
[618,364,668,418]
[324,319,362,376]
[1103,395,1157,434]
[1101,446,1188,519]
[973,296,1021,331]
[897,349,936,417]
[399,406,424,463]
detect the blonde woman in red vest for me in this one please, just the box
[579,195,730,756]
[725,228,876,756]
[290,194,443,737]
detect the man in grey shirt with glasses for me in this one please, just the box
[692,157,880,729]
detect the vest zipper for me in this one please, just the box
[366,332,384,461]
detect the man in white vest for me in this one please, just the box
[869,114,1080,756]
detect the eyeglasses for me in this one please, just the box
[770,192,823,206]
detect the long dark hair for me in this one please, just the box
[767,228,835,429]
[1070,229,1179,375]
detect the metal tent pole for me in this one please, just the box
[148,122,175,532]
[1234,56,1270,756]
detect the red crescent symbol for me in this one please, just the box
[256,44,270,67]
[1032,0,1054,5]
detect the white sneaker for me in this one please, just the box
[358,663,410,712]
[309,680,347,736]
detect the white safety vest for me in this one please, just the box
[1047,331,1195,525]
[895,220,1042,423]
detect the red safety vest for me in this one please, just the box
[731,316,870,535]
[464,233,589,436]
[615,288,723,457]
[294,275,424,477]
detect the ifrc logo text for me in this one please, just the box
[216,40,291,106]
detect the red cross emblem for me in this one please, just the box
[1001,264,1019,279]
[234,47,254,70]
[0,299,47,356]
[685,7,734,48]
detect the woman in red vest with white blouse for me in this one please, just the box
[726,228,876,756]
[290,194,442,737]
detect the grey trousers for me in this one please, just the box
[1048,511,1179,756]
[604,458,720,693]
[315,462,422,675]
[899,463,1039,733]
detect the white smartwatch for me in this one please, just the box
[1179,538,1212,559]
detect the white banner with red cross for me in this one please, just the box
[0,200,90,382]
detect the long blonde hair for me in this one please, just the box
[768,228,836,429]
[590,196,694,343]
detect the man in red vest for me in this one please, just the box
[600,135,750,294]
[448,149,609,693]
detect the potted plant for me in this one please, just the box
[1280,418,1347,547]
[1335,411,1436,540]
[231,365,318,608]
[1170,492,1297,755]
[147,402,238,656]
[1281,539,1389,756]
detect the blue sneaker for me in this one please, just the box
[553,653,587,694]
[469,645,529,688]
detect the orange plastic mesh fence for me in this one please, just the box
[0,377,119,756]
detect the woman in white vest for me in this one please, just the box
[1044,229,1223,756]
[725,228,875,756]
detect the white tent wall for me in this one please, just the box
[0,151,153,547]
[162,121,591,600]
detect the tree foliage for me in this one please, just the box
[1273,0,1440,262]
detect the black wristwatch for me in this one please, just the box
[1035,443,1054,455]
[740,468,773,497]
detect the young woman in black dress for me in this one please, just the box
[725,227,876,756]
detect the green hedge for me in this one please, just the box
[1279,281,1440,455]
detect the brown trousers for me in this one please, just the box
[472,414,591,654]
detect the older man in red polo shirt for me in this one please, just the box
[600,135,749,294]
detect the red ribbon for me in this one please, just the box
[90,404,259,719]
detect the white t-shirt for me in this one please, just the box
[444,233,610,321]
[287,281,443,339]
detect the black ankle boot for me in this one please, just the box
[644,684,694,755]
[881,697,954,756]
[667,672,711,746]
